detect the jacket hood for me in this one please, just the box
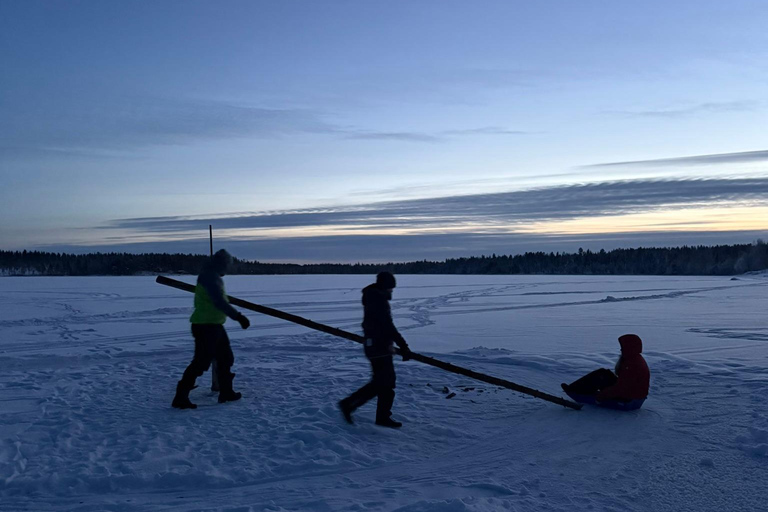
[212,249,232,275]
[619,334,643,355]
[376,271,396,289]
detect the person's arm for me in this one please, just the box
[384,302,411,358]
[395,333,411,360]
[596,362,632,400]
[368,293,411,358]
[375,297,405,345]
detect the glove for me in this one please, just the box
[400,346,412,361]
[237,313,250,330]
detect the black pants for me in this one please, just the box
[567,368,618,395]
[179,324,235,394]
[342,355,396,421]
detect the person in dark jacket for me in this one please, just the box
[561,334,650,402]
[172,249,250,409]
[339,272,412,428]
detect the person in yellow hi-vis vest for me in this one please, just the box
[172,249,250,409]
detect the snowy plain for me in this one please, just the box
[1,273,767,512]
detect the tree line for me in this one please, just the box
[1,241,766,276]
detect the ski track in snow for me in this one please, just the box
[0,274,766,511]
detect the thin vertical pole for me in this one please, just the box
[209,224,219,392]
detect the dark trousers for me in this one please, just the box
[567,368,618,395]
[342,355,396,421]
[179,324,235,394]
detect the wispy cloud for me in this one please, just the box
[613,101,760,119]
[0,90,527,155]
[585,150,768,168]
[342,126,529,143]
[108,178,768,233]
[343,131,442,143]
[0,92,338,157]
[441,127,530,136]
[28,178,768,262]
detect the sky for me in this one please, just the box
[1,0,767,263]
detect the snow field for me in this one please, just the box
[0,274,767,511]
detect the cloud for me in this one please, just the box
[343,131,442,143]
[0,92,337,156]
[0,89,527,155]
[349,173,582,201]
[25,178,768,262]
[108,177,768,233]
[441,127,530,136]
[0,146,135,161]
[586,150,768,168]
[614,101,760,119]
[343,126,529,143]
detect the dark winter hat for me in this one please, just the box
[376,271,397,289]
[212,249,233,272]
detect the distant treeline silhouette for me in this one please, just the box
[1,241,766,276]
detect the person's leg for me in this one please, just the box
[213,327,241,403]
[564,368,617,395]
[339,355,393,424]
[372,356,399,427]
[173,325,216,409]
[339,381,377,423]
[211,360,219,392]
[342,381,378,410]
[376,388,395,423]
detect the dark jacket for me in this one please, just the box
[597,334,650,401]
[361,283,408,358]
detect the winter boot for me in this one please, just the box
[217,372,241,403]
[375,388,395,423]
[338,399,355,425]
[375,416,402,429]
[218,390,242,403]
[172,381,197,410]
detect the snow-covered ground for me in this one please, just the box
[1,273,767,511]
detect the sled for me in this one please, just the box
[564,390,645,411]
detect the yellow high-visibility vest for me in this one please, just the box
[190,284,228,324]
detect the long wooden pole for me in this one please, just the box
[157,275,581,410]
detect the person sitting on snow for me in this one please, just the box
[172,249,250,409]
[339,271,412,428]
[561,334,650,403]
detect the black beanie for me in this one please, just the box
[376,271,396,289]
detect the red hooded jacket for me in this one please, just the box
[597,334,650,401]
